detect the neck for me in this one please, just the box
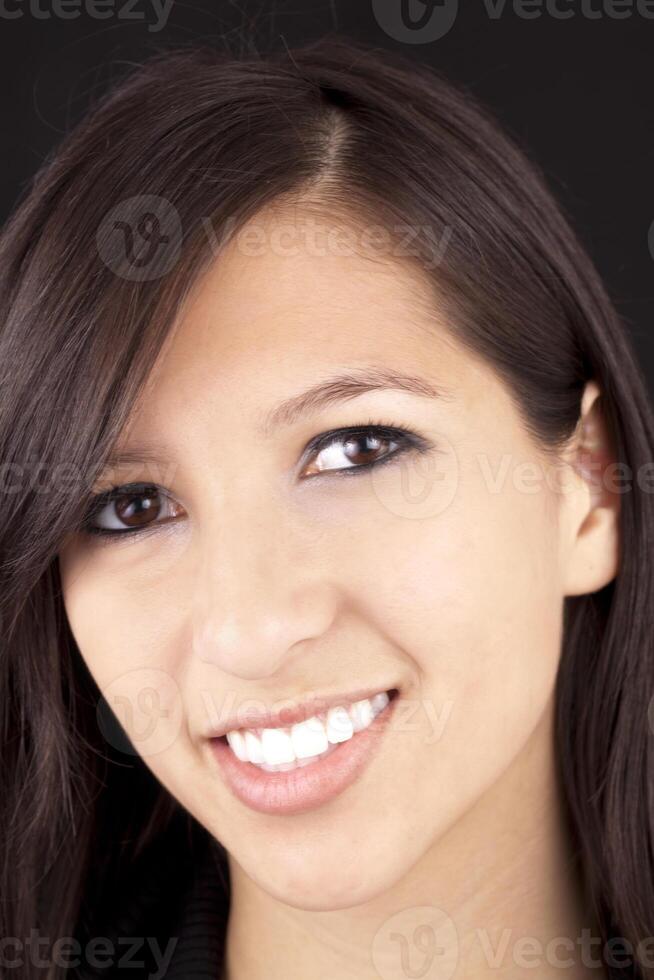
[223,695,604,980]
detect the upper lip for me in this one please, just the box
[203,684,397,739]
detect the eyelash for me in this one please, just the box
[79,419,432,544]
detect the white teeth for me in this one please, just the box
[224,690,392,769]
[258,744,336,773]
[243,730,265,764]
[225,729,248,762]
[291,718,329,758]
[326,705,354,743]
[261,728,295,765]
[349,698,374,732]
[371,691,390,715]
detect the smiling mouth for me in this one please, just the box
[209,688,399,815]
[220,688,399,772]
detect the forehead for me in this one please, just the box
[147,204,468,393]
[122,203,517,454]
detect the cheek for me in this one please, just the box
[353,460,563,799]
[58,543,190,778]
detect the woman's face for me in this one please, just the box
[58,204,610,911]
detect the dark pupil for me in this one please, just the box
[114,490,161,527]
[345,434,383,464]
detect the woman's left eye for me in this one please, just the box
[301,424,421,478]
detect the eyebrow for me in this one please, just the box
[100,446,174,470]
[102,368,452,471]
[259,367,452,437]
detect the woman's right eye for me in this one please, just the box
[81,484,186,538]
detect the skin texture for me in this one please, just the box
[58,202,619,980]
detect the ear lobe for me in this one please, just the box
[562,379,621,597]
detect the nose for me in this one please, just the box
[191,500,339,680]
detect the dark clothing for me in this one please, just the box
[72,824,229,979]
[155,832,228,979]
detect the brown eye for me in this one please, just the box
[304,429,403,476]
[113,488,162,528]
[83,484,185,536]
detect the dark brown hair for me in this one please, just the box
[1,34,653,979]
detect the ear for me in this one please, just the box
[560,379,621,597]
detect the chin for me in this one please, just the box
[251,863,396,912]
[234,830,408,911]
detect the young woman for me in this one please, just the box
[1,34,652,980]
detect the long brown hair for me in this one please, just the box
[1,35,653,979]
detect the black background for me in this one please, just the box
[1,0,652,388]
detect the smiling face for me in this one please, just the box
[57,201,613,912]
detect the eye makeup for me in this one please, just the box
[78,418,436,544]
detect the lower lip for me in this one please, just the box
[209,691,398,816]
